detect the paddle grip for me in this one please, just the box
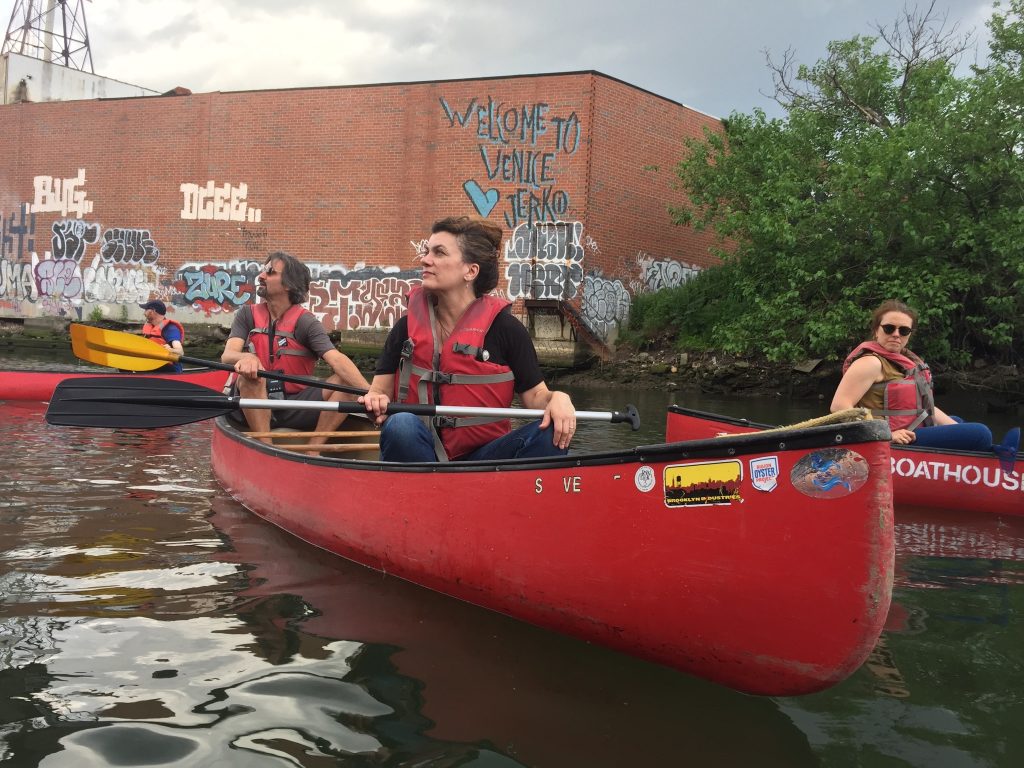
[611,404,641,431]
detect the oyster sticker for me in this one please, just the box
[791,448,869,499]
[664,460,743,507]
[749,456,780,492]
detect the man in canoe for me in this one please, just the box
[359,216,577,461]
[831,299,1019,461]
[221,251,371,448]
[139,300,184,373]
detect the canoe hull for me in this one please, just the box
[666,406,1023,518]
[212,416,895,696]
[0,368,231,402]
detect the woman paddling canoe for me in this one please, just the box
[360,216,577,461]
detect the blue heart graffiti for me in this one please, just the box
[463,180,499,218]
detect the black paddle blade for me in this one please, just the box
[46,377,237,429]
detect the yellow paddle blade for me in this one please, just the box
[70,323,180,371]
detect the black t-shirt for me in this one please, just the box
[375,308,544,393]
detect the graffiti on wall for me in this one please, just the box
[440,96,582,227]
[100,228,160,265]
[32,169,94,219]
[635,251,701,293]
[173,257,423,328]
[581,272,632,339]
[174,260,259,315]
[239,226,269,253]
[79,257,155,304]
[51,220,100,262]
[2,251,160,306]
[180,181,263,222]
[503,221,585,301]
[35,257,83,303]
[308,264,422,333]
[1,202,164,309]
[2,203,36,262]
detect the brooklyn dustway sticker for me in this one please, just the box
[663,460,743,507]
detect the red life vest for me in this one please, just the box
[142,318,185,347]
[246,303,316,394]
[396,287,516,461]
[842,341,935,430]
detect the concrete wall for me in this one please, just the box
[0,70,722,349]
[1,53,158,104]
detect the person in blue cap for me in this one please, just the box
[139,300,185,373]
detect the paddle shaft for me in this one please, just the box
[234,397,637,426]
[45,376,642,430]
[181,356,368,396]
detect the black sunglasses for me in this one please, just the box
[262,266,278,275]
[880,324,913,337]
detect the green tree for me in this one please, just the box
[668,0,1024,366]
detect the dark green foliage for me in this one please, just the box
[669,1,1024,366]
[626,261,745,352]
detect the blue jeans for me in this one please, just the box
[913,417,992,452]
[380,412,568,462]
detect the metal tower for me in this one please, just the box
[2,0,94,73]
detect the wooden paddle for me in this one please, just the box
[69,323,368,396]
[45,376,642,431]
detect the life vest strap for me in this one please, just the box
[451,341,490,362]
[414,366,514,387]
[397,338,415,401]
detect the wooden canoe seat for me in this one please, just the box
[246,423,381,460]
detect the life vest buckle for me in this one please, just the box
[423,371,453,385]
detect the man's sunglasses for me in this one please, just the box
[261,266,278,275]
[880,324,913,337]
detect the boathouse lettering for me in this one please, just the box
[891,457,1021,491]
[535,478,543,494]
[563,476,581,493]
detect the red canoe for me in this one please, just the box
[212,413,895,696]
[666,406,1023,518]
[0,367,231,402]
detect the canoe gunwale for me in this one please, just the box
[0,367,229,402]
[216,414,893,473]
[666,404,1014,463]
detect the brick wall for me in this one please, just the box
[0,71,723,349]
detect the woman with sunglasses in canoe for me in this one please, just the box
[831,299,1019,457]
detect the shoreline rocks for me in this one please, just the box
[2,318,1019,409]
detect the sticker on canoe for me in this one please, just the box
[635,465,656,493]
[749,456,780,492]
[790,448,869,499]
[664,460,743,507]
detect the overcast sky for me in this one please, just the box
[26,0,1003,118]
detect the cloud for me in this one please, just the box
[80,0,1003,117]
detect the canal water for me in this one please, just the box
[1,350,1022,767]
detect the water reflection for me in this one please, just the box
[0,399,816,767]
[3,353,1022,767]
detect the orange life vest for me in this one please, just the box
[141,318,184,347]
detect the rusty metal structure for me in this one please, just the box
[2,0,93,72]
